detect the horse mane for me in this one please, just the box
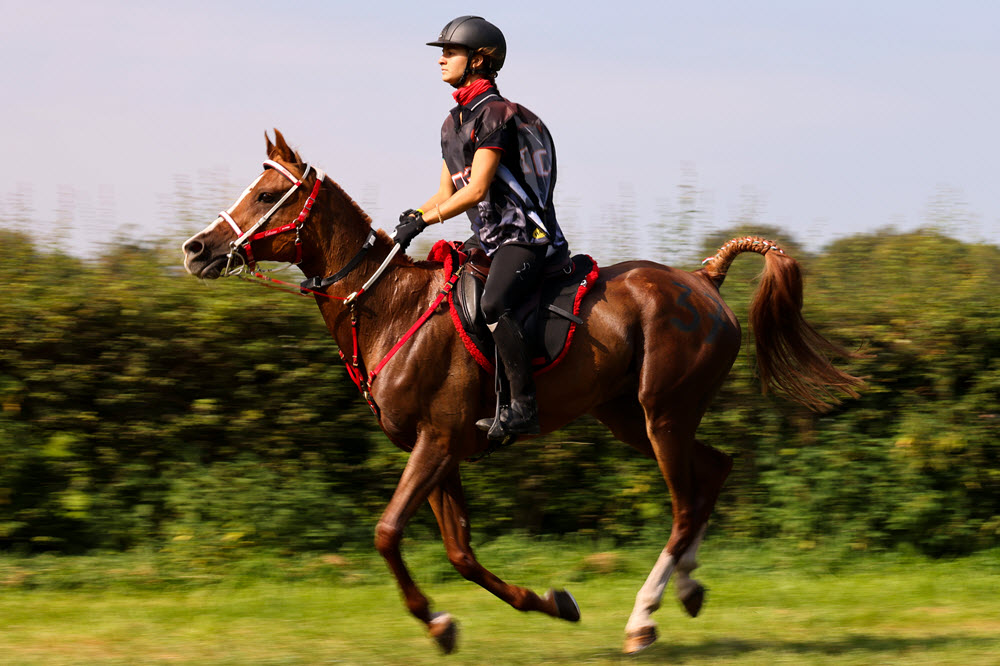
[318,173,423,268]
[263,131,461,273]
[265,130,425,267]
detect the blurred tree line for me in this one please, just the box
[0,225,997,557]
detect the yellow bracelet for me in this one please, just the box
[415,208,424,215]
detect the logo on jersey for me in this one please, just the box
[520,147,551,178]
[451,166,472,190]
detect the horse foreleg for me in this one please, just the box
[428,468,581,622]
[374,440,458,652]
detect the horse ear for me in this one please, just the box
[270,129,293,160]
[266,131,275,157]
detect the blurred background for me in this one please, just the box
[1,1,997,560]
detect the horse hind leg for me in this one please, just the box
[621,534,709,650]
[673,524,708,617]
[624,406,733,653]
[674,440,733,618]
[428,468,580,637]
[592,399,683,651]
[623,542,678,654]
[593,399,731,650]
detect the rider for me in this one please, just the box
[394,15,570,439]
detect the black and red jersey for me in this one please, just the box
[440,86,569,258]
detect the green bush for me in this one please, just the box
[1,227,997,556]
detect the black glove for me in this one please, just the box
[394,209,428,250]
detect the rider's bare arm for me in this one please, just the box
[419,148,501,224]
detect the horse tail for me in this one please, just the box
[701,236,864,411]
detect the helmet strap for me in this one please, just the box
[452,50,475,89]
[452,53,493,89]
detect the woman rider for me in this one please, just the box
[394,15,570,439]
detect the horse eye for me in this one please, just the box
[257,191,276,204]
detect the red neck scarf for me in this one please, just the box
[453,78,495,106]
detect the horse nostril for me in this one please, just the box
[184,239,203,255]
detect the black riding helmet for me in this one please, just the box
[427,16,506,86]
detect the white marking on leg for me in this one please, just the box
[625,547,676,633]
[430,611,453,627]
[675,524,707,600]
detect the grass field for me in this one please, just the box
[1,542,998,664]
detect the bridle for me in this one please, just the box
[217,159,324,276]
[216,159,390,300]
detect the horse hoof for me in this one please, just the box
[623,625,657,654]
[680,582,706,618]
[546,588,581,622]
[429,612,458,654]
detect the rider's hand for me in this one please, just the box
[394,209,428,250]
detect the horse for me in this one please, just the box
[182,130,862,654]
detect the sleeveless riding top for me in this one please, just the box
[440,86,569,258]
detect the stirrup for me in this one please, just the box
[497,399,539,436]
[477,398,538,440]
[476,379,504,435]
[476,402,518,446]
[476,344,515,442]
[475,409,516,444]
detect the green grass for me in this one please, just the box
[1,543,998,664]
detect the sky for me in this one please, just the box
[3,0,998,260]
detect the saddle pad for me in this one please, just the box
[428,241,598,376]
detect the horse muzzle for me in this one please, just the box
[182,234,231,279]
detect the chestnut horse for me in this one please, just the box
[182,131,861,654]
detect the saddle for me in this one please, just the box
[428,240,598,375]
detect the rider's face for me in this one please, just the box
[439,46,469,86]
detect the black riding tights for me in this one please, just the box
[480,242,548,325]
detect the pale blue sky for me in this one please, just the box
[3,1,997,259]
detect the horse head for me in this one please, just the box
[182,130,324,279]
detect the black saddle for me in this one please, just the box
[453,247,596,370]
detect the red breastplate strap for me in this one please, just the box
[340,269,462,419]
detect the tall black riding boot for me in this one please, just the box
[486,312,539,437]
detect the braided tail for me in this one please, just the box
[702,237,864,411]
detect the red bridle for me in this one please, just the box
[219,159,325,274]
